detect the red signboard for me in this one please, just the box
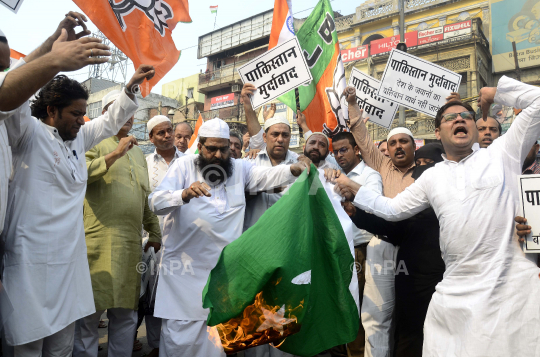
[341,46,368,63]
[370,31,418,55]
[210,93,235,110]
[418,26,443,45]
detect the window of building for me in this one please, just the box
[187,88,194,99]
[458,72,468,99]
[88,102,102,119]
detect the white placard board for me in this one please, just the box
[0,0,24,13]
[378,49,462,117]
[518,175,540,253]
[348,68,398,129]
[237,37,312,109]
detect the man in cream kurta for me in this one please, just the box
[0,66,152,357]
[353,76,540,356]
[149,118,310,357]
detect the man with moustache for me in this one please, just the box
[174,122,193,153]
[351,77,540,356]
[229,131,243,159]
[149,118,310,357]
[74,91,161,357]
[344,85,417,357]
[476,116,502,148]
[1,63,153,356]
[142,115,184,356]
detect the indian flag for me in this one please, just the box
[278,0,348,139]
[210,5,218,14]
[268,0,294,49]
[187,114,204,154]
[9,48,24,69]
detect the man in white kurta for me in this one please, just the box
[0,67,152,357]
[143,115,184,354]
[352,76,540,356]
[149,118,310,357]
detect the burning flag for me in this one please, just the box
[202,167,359,356]
[73,0,191,96]
[278,0,348,139]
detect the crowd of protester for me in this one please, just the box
[0,10,539,357]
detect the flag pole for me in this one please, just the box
[295,88,303,137]
[214,11,218,29]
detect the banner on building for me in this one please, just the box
[518,174,540,253]
[370,31,418,56]
[348,68,397,129]
[0,0,25,13]
[443,20,472,39]
[341,46,368,63]
[491,0,540,73]
[417,20,472,49]
[418,27,444,45]
[210,93,235,110]
[238,37,312,109]
[378,49,462,117]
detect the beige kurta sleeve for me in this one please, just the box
[349,114,390,173]
[86,144,109,185]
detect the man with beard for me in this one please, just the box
[327,131,382,357]
[344,86,416,357]
[476,116,502,148]
[74,92,161,357]
[351,77,540,356]
[1,63,153,356]
[149,118,310,357]
[141,115,184,357]
[174,122,193,153]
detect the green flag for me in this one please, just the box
[202,165,358,356]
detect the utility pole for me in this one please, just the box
[398,0,406,127]
[512,41,522,82]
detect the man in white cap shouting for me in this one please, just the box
[149,118,311,357]
[344,86,417,357]
[74,89,161,357]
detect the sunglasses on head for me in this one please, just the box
[441,111,475,122]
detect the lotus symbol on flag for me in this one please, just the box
[108,0,174,36]
[323,54,349,138]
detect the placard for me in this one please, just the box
[518,175,540,253]
[237,37,312,109]
[210,93,235,110]
[378,49,462,117]
[0,0,24,13]
[348,68,398,129]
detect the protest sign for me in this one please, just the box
[518,175,540,253]
[378,49,462,117]
[237,37,312,109]
[348,68,398,129]
[0,0,25,13]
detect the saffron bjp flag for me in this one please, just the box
[187,114,203,154]
[202,167,359,356]
[278,0,348,139]
[73,0,191,96]
[268,0,294,49]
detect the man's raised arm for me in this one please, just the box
[479,76,540,166]
[346,86,388,172]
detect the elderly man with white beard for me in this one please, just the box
[149,118,311,357]
[349,77,540,356]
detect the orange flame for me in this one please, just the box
[209,291,303,354]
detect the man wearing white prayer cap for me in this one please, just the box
[149,118,311,357]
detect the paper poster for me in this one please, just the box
[0,0,24,13]
[237,37,313,109]
[378,49,462,117]
[518,175,540,253]
[347,68,398,129]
